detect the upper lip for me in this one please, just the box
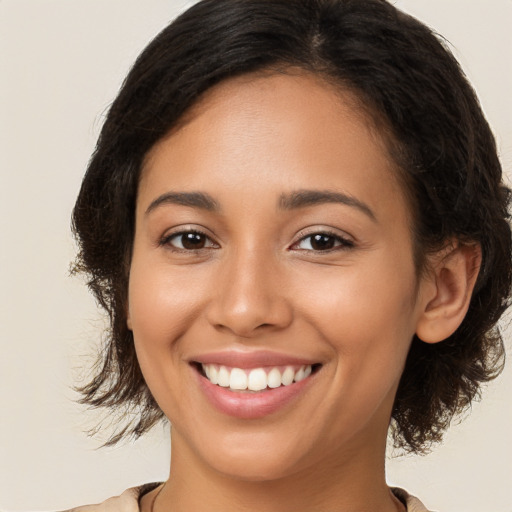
[190,350,320,369]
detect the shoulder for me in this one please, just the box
[62,483,161,512]
[392,487,436,512]
[64,485,432,512]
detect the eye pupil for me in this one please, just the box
[311,234,335,250]
[182,232,205,249]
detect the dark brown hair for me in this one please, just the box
[72,0,512,452]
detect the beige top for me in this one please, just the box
[64,484,433,512]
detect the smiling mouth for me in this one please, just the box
[194,363,322,392]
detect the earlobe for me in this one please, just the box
[415,243,481,344]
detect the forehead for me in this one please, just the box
[140,71,408,225]
[146,70,394,165]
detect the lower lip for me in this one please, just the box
[195,368,316,419]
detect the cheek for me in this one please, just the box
[126,263,208,430]
[126,259,208,408]
[295,256,418,372]
[128,260,208,348]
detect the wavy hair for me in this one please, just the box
[72,0,511,452]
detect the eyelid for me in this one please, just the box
[290,227,355,251]
[159,225,220,250]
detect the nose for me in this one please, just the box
[205,248,293,338]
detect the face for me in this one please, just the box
[128,72,428,481]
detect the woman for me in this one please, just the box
[69,0,511,510]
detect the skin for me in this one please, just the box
[128,72,479,512]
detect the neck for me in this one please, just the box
[151,430,402,512]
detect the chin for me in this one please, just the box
[180,425,315,482]
[207,450,307,483]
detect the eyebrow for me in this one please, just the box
[145,191,220,215]
[278,189,376,221]
[145,188,376,221]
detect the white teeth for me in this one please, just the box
[229,368,247,390]
[201,363,314,391]
[217,366,230,387]
[267,368,282,388]
[294,366,306,382]
[248,368,267,391]
[281,366,295,386]
[209,365,218,385]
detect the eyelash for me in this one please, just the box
[159,229,218,252]
[159,229,354,253]
[291,230,354,252]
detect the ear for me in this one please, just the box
[415,243,481,344]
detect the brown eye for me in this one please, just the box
[181,232,206,249]
[310,234,336,250]
[163,231,216,250]
[293,232,354,252]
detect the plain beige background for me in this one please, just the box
[1,1,511,510]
